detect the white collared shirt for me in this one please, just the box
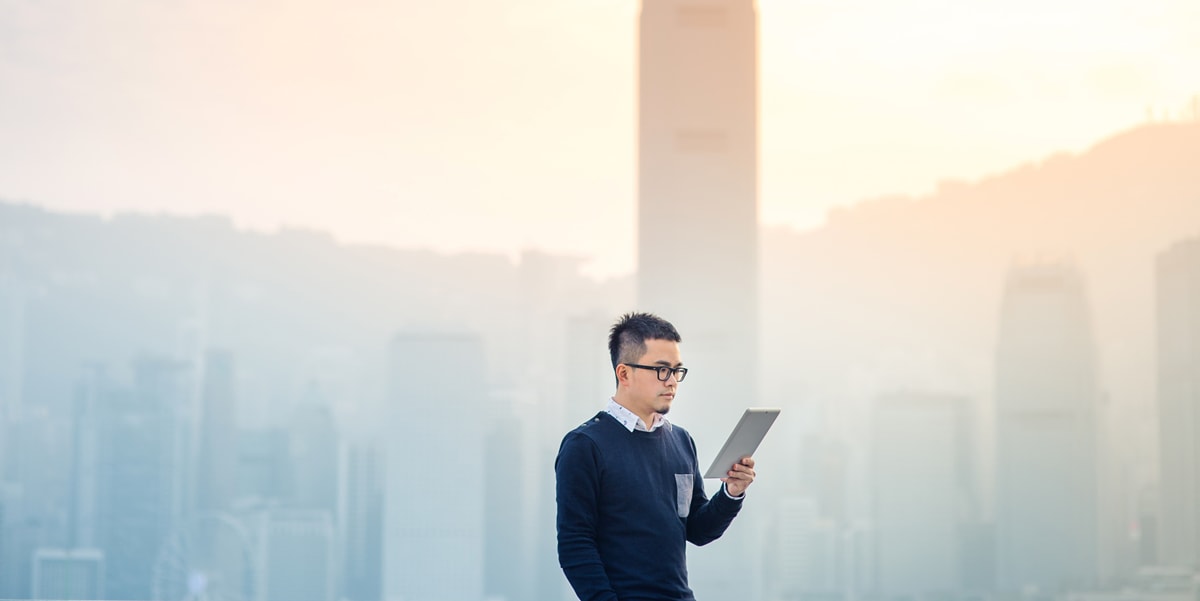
[605,398,670,432]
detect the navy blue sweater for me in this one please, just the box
[555,412,743,601]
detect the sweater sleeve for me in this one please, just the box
[683,431,743,546]
[555,431,619,601]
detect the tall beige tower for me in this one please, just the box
[637,2,761,599]
[1157,237,1200,566]
[994,261,1098,592]
[637,0,758,428]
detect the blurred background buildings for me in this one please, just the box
[2,1,1200,600]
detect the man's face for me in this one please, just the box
[622,338,683,418]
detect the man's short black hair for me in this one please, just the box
[608,312,682,370]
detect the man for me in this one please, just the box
[555,312,756,601]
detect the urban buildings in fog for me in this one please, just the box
[341,440,384,601]
[236,427,293,502]
[385,332,487,601]
[871,391,971,597]
[764,433,858,600]
[1156,237,1200,567]
[0,273,31,598]
[0,276,22,461]
[152,512,256,601]
[31,547,105,600]
[483,403,531,601]
[256,509,336,601]
[765,496,837,599]
[0,47,1197,601]
[97,358,195,601]
[197,350,238,514]
[994,260,1100,592]
[288,401,340,515]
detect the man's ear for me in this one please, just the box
[615,364,629,388]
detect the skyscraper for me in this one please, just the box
[0,277,24,482]
[68,367,105,550]
[1156,237,1200,566]
[385,332,486,601]
[341,439,384,601]
[637,3,760,597]
[257,509,335,601]
[96,357,193,600]
[994,260,1099,592]
[196,350,237,514]
[31,547,105,600]
[236,428,292,502]
[637,0,759,425]
[288,400,339,514]
[766,496,837,599]
[872,391,968,596]
[484,405,529,601]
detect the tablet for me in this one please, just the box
[703,408,781,479]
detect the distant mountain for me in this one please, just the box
[762,121,1200,432]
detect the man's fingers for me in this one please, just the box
[724,457,757,496]
[728,462,755,477]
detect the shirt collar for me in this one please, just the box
[605,398,670,433]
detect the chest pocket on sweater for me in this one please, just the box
[675,473,693,518]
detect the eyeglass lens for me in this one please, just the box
[656,366,687,382]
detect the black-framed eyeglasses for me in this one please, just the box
[623,363,688,382]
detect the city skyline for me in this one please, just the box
[2,0,1200,598]
[2,115,1198,600]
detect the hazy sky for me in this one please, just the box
[1,0,1196,277]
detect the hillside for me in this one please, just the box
[762,121,1200,442]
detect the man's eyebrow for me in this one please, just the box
[653,360,683,367]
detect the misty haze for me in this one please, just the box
[2,1,1200,601]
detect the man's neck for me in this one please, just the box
[612,396,657,431]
